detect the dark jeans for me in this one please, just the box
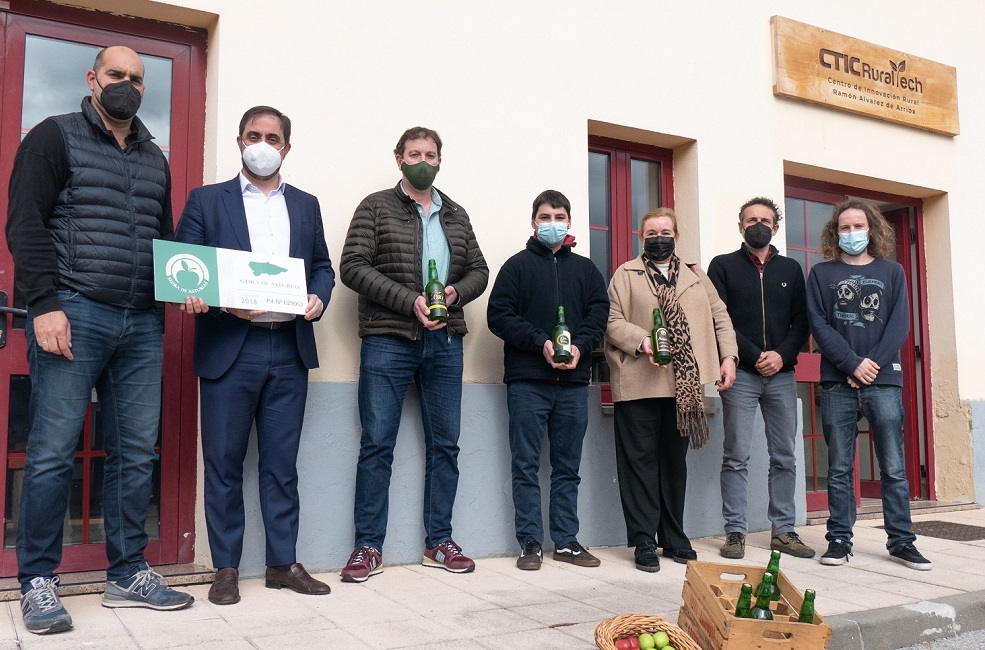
[353,331,463,550]
[18,291,163,588]
[507,381,588,548]
[613,397,690,551]
[200,326,308,569]
[820,382,916,551]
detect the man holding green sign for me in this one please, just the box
[173,106,334,606]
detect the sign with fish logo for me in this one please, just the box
[153,240,308,315]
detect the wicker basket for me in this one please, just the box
[595,613,703,650]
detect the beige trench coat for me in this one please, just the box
[604,256,738,403]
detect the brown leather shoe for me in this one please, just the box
[208,568,240,605]
[264,563,330,595]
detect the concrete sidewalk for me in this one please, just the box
[2,507,983,649]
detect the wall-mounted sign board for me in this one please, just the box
[772,16,959,136]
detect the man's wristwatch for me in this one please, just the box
[724,355,738,364]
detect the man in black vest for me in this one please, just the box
[6,45,193,636]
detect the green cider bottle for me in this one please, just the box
[651,307,672,365]
[734,583,754,618]
[798,589,816,624]
[749,573,775,620]
[552,306,573,364]
[756,550,782,601]
[426,259,447,323]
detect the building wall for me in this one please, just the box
[56,0,983,567]
[226,384,803,577]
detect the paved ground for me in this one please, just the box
[1,507,983,649]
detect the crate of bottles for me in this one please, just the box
[677,561,831,650]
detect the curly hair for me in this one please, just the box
[819,199,895,260]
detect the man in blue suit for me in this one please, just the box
[174,106,335,605]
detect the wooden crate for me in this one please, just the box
[677,561,831,650]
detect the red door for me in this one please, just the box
[0,1,205,575]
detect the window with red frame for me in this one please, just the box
[587,136,674,400]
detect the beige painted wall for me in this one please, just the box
[56,0,982,501]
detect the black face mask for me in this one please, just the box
[643,236,675,262]
[743,222,773,250]
[96,80,142,121]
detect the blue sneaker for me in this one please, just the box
[21,576,73,635]
[102,567,194,610]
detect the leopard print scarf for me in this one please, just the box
[644,255,710,449]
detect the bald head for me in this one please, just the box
[92,46,144,77]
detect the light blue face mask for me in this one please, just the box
[838,230,869,256]
[537,222,568,247]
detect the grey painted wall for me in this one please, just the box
[233,383,805,576]
[973,400,984,506]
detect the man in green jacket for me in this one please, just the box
[339,127,488,582]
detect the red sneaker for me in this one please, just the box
[340,546,383,583]
[422,539,475,573]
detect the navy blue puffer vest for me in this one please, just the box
[49,100,169,309]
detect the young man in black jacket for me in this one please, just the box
[487,190,609,570]
[707,197,813,559]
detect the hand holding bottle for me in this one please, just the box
[543,340,580,370]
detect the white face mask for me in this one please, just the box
[241,141,284,177]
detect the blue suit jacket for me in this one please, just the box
[174,177,335,379]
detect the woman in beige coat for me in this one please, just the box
[605,208,738,572]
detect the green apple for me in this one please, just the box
[652,631,670,649]
[638,633,655,649]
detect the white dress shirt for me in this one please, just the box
[239,173,293,322]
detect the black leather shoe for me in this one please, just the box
[208,568,240,605]
[662,547,697,564]
[634,542,660,573]
[264,563,330,595]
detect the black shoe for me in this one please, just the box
[819,539,852,566]
[662,547,697,564]
[890,543,933,571]
[634,542,660,572]
[516,540,543,571]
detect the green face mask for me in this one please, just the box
[401,160,440,191]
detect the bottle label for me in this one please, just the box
[555,332,571,350]
[655,328,670,353]
[428,290,447,311]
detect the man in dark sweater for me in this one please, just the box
[807,199,930,571]
[6,46,192,635]
[707,197,812,559]
[487,190,609,570]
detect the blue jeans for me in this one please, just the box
[719,369,798,535]
[353,331,463,550]
[507,381,588,548]
[820,382,916,551]
[18,291,163,588]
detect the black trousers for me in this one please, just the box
[613,397,691,551]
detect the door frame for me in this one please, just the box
[0,0,205,574]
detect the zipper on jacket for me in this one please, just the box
[760,269,767,351]
[553,254,561,380]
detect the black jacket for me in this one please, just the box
[487,237,609,385]
[706,245,809,373]
[340,183,488,339]
[6,98,172,314]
